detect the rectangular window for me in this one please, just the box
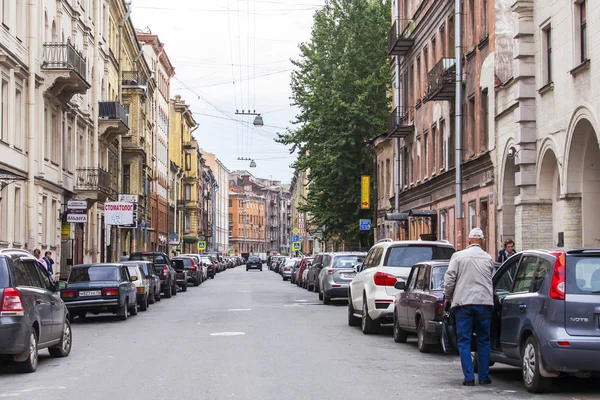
[51,113,59,163]
[184,214,191,233]
[1,79,7,142]
[482,0,488,37]
[468,202,476,231]
[480,89,489,152]
[440,211,447,241]
[580,0,587,62]
[469,0,475,45]
[543,25,552,84]
[468,96,476,156]
[15,0,23,39]
[431,37,436,63]
[415,57,421,102]
[51,199,57,245]
[185,153,191,171]
[423,47,428,94]
[403,147,409,188]
[123,164,130,194]
[185,185,191,201]
[41,196,48,245]
[431,125,437,173]
[2,0,9,26]
[424,131,429,178]
[14,88,22,149]
[440,24,446,57]
[14,187,21,243]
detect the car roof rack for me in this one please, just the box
[376,238,394,244]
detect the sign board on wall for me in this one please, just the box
[118,195,138,228]
[66,200,88,224]
[104,202,134,225]
[67,214,88,223]
[361,175,370,209]
[61,222,71,238]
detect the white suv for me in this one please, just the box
[348,240,455,334]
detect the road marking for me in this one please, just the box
[210,332,246,336]
[227,308,252,311]
[237,290,253,293]
[295,299,308,302]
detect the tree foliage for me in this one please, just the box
[278,0,391,245]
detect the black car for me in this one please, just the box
[0,249,72,372]
[200,256,216,279]
[170,258,191,292]
[60,264,137,321]
[246,256,263,271]
[123,261,162,303]
[129,252,177,298]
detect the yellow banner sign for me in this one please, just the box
[61,222,71,239]
[361,175,370,209]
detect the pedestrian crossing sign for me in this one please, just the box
[292,242,301,251]
[198,241,206,251]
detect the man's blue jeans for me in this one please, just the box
[453,305,492,382]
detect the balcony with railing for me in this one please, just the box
[41,40,90,102]
[424,58,457,102]
[74,167,115,203]
[98,101,130,142]
[122,71,145,87]
[387,106,415,138]
[387,19,415,57]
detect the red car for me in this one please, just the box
[295,257,314,287]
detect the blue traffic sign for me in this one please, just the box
[359,219,371,231]
[292,234,300,242]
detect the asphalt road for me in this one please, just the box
[0,267,598,399]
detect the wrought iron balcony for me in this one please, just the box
[424,58,457,102]
[387,19,415,57]
[122,71,145,87]
[387,106,415,138]
[98,101,129,142]
[41,41,90,102]
[74,167,115,202]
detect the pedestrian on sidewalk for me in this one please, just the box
[120,251,129,261]
[443,228,495,387]
[34,249,49,271]
[496,238,516,264]
[43,251,55,275]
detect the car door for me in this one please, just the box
[407,266,426,329]
[121,266,135,306]
[33,261,64,340]
[500,255,539,359]
[21,259,55,344]
[351,248,377,310]
[398,267,418,328]
[490,255,521,350]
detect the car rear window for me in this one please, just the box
[200,258,212,263]
[248,257,260,262]
[174,258,193,267]
[69,267,120,282]
[332,255,365,268]
[385,246,455,268]
[0,258,9,288]
[130,254,167,264]
[139,264,151,276]
[568,256,600,294]
[127,266,140,278]
[430,266,449,290]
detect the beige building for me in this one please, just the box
[201,150,230,253]
[496,0,599,250]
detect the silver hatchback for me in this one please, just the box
[318,252,366,305]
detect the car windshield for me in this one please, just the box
[385,246,455,268]
[332,255,365,269]
[430,266,449,290]
[69,266,120,282]
[0,258,8,288]
[139,264,151,276]
[569,256,600,294]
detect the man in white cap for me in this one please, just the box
[444,227,494,387]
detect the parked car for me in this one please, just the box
[129,252,177,298]
[200,256,216,279]
[246,256,263,271]
[0,249,72,372]
[125,261,161,304]
[173,256,202,286]
[180,254,207,283]
[462,249,600,393]
[393,261,448,352]
[348,240,455,334]
[61,263,137,321]
[125,265,150,312]
[170,258,190,292]
[302,266,310,289]
[290,260,301,284]
[203,252,225,272]
[281,258,298,281]
[305,254,324,292]
[296,257,313,287]
[318,252,367,304]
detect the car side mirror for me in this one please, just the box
[55,281,67,291]
[131,276,138,282]
[394,281,406,290]
[353,264,362,273]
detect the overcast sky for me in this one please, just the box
[132,0,325,184]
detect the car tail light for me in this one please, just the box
[549,251,566,301]
[190,259,197,271]
[162,266,168,277]
[373,272,397,286]
[284,268,290,271]
[136,287,145,294]
[436,301,444,317]
[557,341,570,347]
[61,290,78,299]
[102,288,119,297]
[1,288,24,316]
[327,270,334,275]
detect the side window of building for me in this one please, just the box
[12,258,34,287]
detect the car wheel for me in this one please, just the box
[77,312,86,320]
[172,284,178,296]
[129,300,138,316]
[323,294,331,305]
[361,299,379,334]
[246,268,249,271]
[417,318,434,353]
[17,330,38,373]
[49,319,72,358]
[318,290,323,301]
[149,289,156,304]
[118,301,128,320]
[163,286,172,298]
[393,314,408,343]
[347,293,361,327]
[522,336,552,393]
[140,295,148,312]
[194,278,200,287]
[260,268,263,271]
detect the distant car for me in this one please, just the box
[306,254,325,292]
[126,265,151,312]
[170,258,190,292]
[173,256,201,286]
[131,261,162,303]
[200,256,216,279]
[61,263,137,321]
[466,249,600,393]
[348,240,455,334]
[281,258,298,281]
[317,252,366,305]
[290,260,301,284]
[129,252,177,298]
[0,249,72,373]
[296,257,313,288]
[393,261,448,352]
[180,254,208,283]
[203,252,225,273]
[246,256,262,271]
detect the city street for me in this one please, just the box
[0,267,597,400]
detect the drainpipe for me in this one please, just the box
[26,0,38,251]
[394,40,402,240]
[212,184,217,251]
[92,0,100,262]
[454,0,464,249]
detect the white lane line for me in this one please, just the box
[237,290,253,293]
[227,308,252,311]
[210,332,246,336]
[294,299,308,302]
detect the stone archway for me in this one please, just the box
[538,148,561,247]
[501,150,518,245]
[565,118,600,247]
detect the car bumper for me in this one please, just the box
[367,293,395,323]
[64,298,120,313]
[427,320,443,336]
[542,339,600,372]
[0,316,27,355]
[282,271,292,277]
[324,286,349,299]
[247,265,262,269]
[136,293,146,303]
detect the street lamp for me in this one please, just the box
[235,110,264,128]
[238,157,257,168]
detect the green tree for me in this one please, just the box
[279,0,391,247]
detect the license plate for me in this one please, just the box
[79,290,101,297]
[341,273,355,279]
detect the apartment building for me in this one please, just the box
[201,150,230,253]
